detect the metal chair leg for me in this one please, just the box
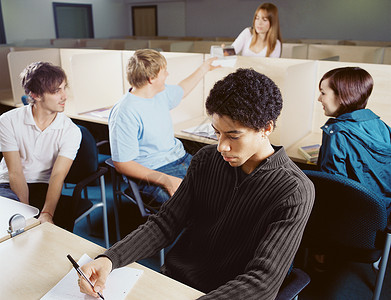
[110,167,121,241]
[159,248,164,267]
[372,232,391,300]
[100,175,110,249]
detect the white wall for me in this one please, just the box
[2,0,390,43]
[1,0,129,43]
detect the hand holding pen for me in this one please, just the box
[67,254,111,299]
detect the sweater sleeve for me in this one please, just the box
[102,149,202,269]
[198,179,314,300]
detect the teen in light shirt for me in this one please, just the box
[231,3,282,58]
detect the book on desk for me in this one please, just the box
[182,123,218,141]
[298,144,320,163]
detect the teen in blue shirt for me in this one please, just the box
[317,67,391,214]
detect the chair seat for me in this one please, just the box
[275,268,311,300]
[98,153,111,165]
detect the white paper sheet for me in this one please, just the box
[41,254,143,300]
[211,58,237,68]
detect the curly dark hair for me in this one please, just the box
[205,68,283,131]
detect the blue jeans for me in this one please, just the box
[0,183,49,207]
[140,153,192,204]
[0,183,19,201]
[0,182,74,230]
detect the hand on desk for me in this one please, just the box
[79,256,113,298]
[38,212,54,224]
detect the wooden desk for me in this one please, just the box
[174,116,217,145]
[0,222,204,300]
[0,195,40,243]
[286,132,322,164]
[0,217,40,243]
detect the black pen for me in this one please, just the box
[67,254,105,300]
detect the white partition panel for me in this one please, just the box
[60,49,110,107]
[124,39,149,50]
[383,47,391,65]
[0,46,11,91]
[0,47,13,105]
[7,49,61,106]
[170,42,194,53]
[65,51,124,117]
[52,39,80,48]
[308,45,385,64]
[84,39,111,49]
[280,61,317,148]
[204,56,316,148]
[121,51,205,125]
[313,61,391,132]
[148,40,179,52]
[281,43,308,59]
[193,41,231,54]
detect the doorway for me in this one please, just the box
[53,2,94,38]
[132,5,157,36]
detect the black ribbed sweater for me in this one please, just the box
[104,145,314,299]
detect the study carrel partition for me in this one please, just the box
[202,56,317,150]
[61,49,124,122]
[6,49,207,126]
[307,44,385,64]
[0,46,12,105]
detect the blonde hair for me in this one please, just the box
[250,3,282,57]
[126,49,167,88]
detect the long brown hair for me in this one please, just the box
[250,3,282,57]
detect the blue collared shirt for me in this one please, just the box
[318,109,391,210]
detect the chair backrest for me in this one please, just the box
[65,125,99,185]
[302,170,388,263]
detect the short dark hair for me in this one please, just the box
[20,62,67,103]
[205,68,283,131]
[319,67,373,116]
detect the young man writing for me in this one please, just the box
[79,68,314,299]
[0,62,81,226]
[109,49,218,204]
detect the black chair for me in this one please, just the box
[63,125,110,248]
[302,170,391,300]
[275,267,311,300]
[105,158,164,264]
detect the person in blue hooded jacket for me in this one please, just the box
[317,66,391,215]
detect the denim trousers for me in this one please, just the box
[0,183,19,201]
[140,152,192,204]
[0,182,49,207]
